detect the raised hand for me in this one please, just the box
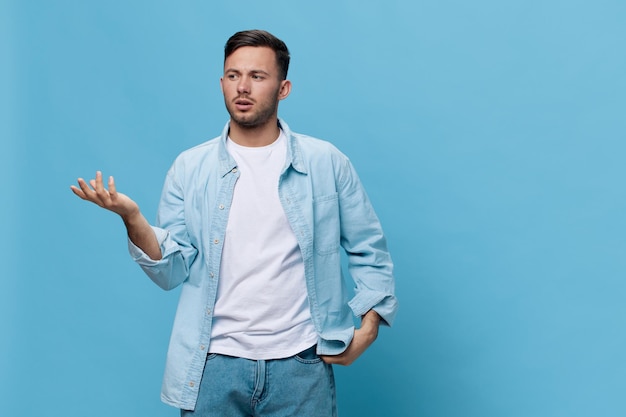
[70,171,162,260]
[70,171,140,220]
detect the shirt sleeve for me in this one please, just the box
[128,165,198,290]
[336,157,398,326]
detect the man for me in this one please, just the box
[71,29,397,416]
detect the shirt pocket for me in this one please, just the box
[313,192,340,255]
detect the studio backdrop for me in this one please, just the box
[3,1,626,416]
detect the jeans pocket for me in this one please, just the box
[294,345,322,364]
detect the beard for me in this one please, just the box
[225,90,280,129]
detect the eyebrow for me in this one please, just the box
[224,68,271,76]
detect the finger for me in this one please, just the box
[69,185,87,200]
[77,178,94,194]
[93,171,112,203]
[79,177,104,205]
[94,171,105,193]
[108,175,117,198]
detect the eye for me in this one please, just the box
[226,73,239,80]
[251,74,265,80]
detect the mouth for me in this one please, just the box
[234,98,254,111]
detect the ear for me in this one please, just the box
[278,79,292,101]
[219,77,224,94]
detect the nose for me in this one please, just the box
[237,76,250,94]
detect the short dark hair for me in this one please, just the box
[224,30,290,80]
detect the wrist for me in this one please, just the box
[362,310,381,326]
[121,209,142,226]
[360,310,380,337]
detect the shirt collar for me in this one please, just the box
[217,118,308,177]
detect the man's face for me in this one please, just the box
[221,46,290,129]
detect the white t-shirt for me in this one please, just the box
[209,131,318,360]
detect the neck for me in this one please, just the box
[228,117,280,147]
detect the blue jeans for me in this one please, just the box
[181,345,337,417]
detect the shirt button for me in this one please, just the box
[214,239,219,244]
[232,168,238,173]
[206,309,211,316]
[210,272,215,278]
[200,345,206,350]
[189,381,195,387]
[219,204,225,210]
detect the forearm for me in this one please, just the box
[122,211,162,260]
[360,309,381,335]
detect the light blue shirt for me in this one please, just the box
[129,119,398,410]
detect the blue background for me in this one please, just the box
[2,1,626,416]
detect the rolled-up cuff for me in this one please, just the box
[349,292,398,327]
[127,226,170,265]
